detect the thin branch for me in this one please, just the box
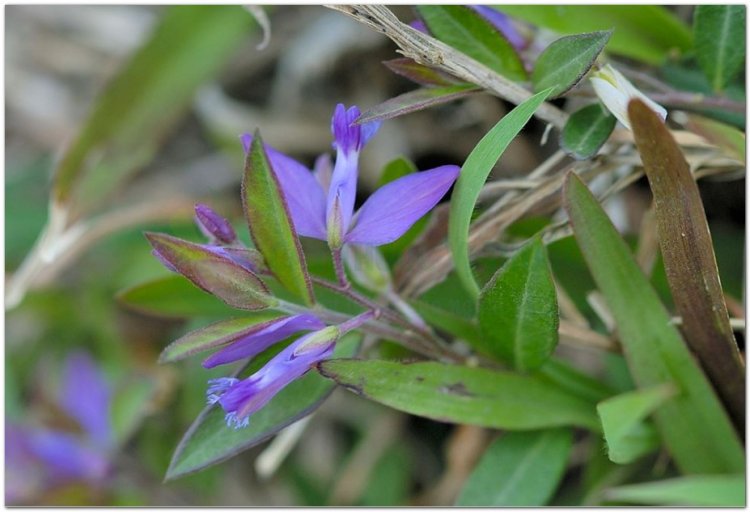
[327,5,568,129]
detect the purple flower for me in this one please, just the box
[201,313,326,369]
[208,311,374,429]
[6,352,114,504]
[208,326,339,429]
[241,104,460,249]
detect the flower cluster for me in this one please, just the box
[149,104,460,429]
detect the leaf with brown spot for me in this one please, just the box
[628,98,744,430]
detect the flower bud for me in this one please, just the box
[342,244,392,294]
[590,64,667,130]
[194,203,237,244]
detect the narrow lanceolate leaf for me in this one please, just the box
[357,85,479,125]
[449,89,553,298]
[165,333,360,480]
[52,6,253,217]
[495,6,691,65]
[693,5,746,92]
[243,131,315,306]
[532,31,612,98]
[597,384,677,465]
[478,238,558,371]
[628,99,745,430]
[606,475,745,506]
[456,429,572,506]
[561,104,616,160]
[117,275,236,319]
[563,172,743,474]
[158,314,284,363]
[686,114,745,162]
[145,233,273,311]
[318,359,600,431]
[417,5,527,81]
[383,58,460,87]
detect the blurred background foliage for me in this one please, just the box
[5,5,744,505]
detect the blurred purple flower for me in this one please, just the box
[6,352,113,504]
[241,104,459,248]
[208,311,373,429]
[468,6,526,50]
[201,313,326,369]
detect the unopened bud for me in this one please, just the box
[590,64,667,130]
[342,244,392,294]
[195,203,237,244]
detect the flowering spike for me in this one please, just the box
[194,203,236,244]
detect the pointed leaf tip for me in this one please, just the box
[242,131,315,305]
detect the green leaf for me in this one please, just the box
[532,31,611,97]
[629,99,744,429]
[165,333,360,480]
[417,5,527,81]
[409,300,482,345]
[357,85,479,125]
[318,359,600,431]
[606,475,745,506]
[117,276,241,319]
[495,5,691,65]
[687,114,745,162]
[457,429,572,506]
[693,5,746,92]
[449,88,553,298]
[477,237,558,371]
[145,233,273,311]
[561,104,616,160]
[377,157,418,187]
[159,314,284,363]
[597,384,677,465]
[537,358,614,405]
[383,58,460,87]
[111,376,157,445]
[563,172,743,474]
[243,131,315,305]
[52,6,254,216]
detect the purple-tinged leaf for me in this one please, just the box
[357,85,479,125]
[241,134,327,240]
[346,165,460,246]
[243,131,315,305]
[159,313,284,363]
[60,352,112,449]
[203,314,326,368]
[145,232,273,311]
[628,98,744,429]
[383,58,462,87]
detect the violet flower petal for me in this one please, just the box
[469,5,526,50]
[241,134,327,240]
[194,203,237,244]
[345,165,460,246]
[60,352,112,449]
[202,314,326,368]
